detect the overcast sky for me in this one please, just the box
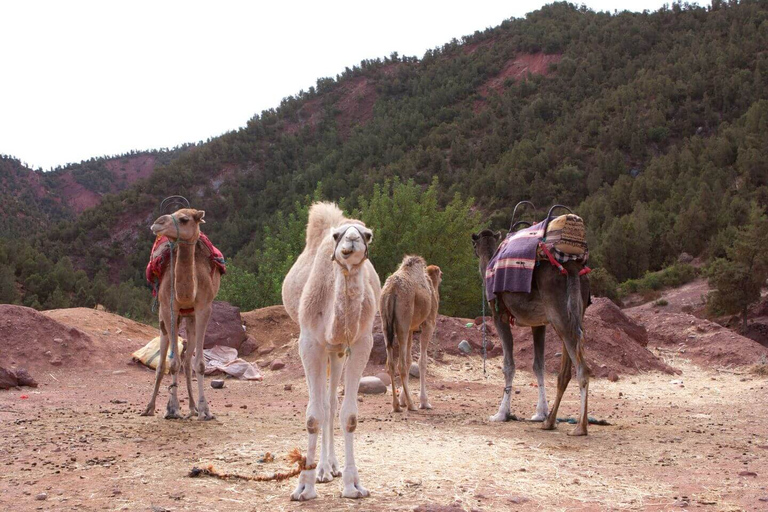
[1,0,674,170]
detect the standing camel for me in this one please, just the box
[141,208,221,421]
[380,256,441,412]
[282,202,381,501]
[471,229,591,435]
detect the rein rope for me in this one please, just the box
[481,281,487,377]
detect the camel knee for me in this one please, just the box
[306,416,320,434]
[344,414,357,433]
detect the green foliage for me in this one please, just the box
[216,265,261,312]
[706,207,768,327]
[588,267,620,304]
[619,263,697,296]
[359,177,482,317]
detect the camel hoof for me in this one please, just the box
[489,412,511,422]
[419,402,433,410]
[164,410,183,420]
[530,412,547,422]
[407,405,418,412]
[341,484,370,499]
[541,421,557,431]
[197,411,215,421]
[140,406,155,417]
[316,463,336,483]
[290,484,317,501]
[568,426,588,437]
[392,406,402,413]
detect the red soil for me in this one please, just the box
[335,76,377,139]
[475,53,562,111]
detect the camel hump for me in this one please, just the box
[400,255,426,271]
[306,202,345,248]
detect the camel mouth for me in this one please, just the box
[340,248,354,258]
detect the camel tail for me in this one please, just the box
[305,202,345,249]
[381,294,397,349]
[566,268,585,343]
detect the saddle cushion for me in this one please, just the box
[485,221,545,299]
[145,233,226,297]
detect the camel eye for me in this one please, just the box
[180,217,190,224]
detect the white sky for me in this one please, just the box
[0,0,674,170]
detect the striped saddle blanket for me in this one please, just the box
[485,221,545,299]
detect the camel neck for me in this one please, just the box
[173,238,198,305]
[328,264,366,346]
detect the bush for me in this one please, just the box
[588,267,620,304]
[618,263,696,297]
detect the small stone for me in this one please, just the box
[210,380,225,389]
[257,344,274,356]
[509,496,529,504]
[270,359,285,371]
[224,404,233,408]
[673,500,689,507]
[738,471,757,477]
[256,360,270,368]
[240,405,247,409]
[608,372,619,382]
[515,389,521,394]
[409,363,420,378]
[53,338,63,343]
[284,384,293,391]
[375,372,391,386]
[458,340,472,354]
[35,493,47,501]
[49,357,63,366]
[358,376,387,395]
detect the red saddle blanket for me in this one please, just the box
[145,233,226,297]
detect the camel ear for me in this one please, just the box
[471,232,479,241]
[494,231,502,241]
[362,228,373,244]
[193,210,205,224]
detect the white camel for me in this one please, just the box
[282,202,381,501]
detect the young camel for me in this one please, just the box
[282,202,381,501]
[380,256,441,412]
[471,229,591,435]
[141,208,221,421]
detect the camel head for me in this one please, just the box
[331,223,372,267]
[151,208,205,242]
[426,265,443,289]
[471,229,502,274]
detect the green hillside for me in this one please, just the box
[2,1,767,319]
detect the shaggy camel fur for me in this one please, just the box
[141,208,221,421]
[380,256,441,412]
[472,229,591,435]
[282,202,381,501]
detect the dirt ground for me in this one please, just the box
[2,351,767,511]
[3,289,768,512]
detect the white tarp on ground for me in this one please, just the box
[133,338,261,380]
[203,345,262,380]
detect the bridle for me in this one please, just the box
[330,225,369,264]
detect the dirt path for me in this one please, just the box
[2,356,767,511]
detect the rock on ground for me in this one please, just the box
[358,376,386,394]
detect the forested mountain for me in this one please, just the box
[2,1,767,319]
[0,148,190,236]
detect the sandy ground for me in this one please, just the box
[2,353,767,512]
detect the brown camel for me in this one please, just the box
[141,208,221,421]
[471,229,591,435]
[380,256,442,412]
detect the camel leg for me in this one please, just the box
[490,311,515,422]
[141,310,171,416]
[193,306,214,421]
[418,321,434,410]
[397,327,416,411]
[183,318,197,418]
[317,352,343,483]
[340,334,372,499]
[291,335,325,501]
[386,342,401,413]
[164,314,184,420]
[530,326,549,421]
[562,334,590,436]
[542,343,571,430]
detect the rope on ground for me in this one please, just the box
[188,448,316,482]
[506,414,611,426]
